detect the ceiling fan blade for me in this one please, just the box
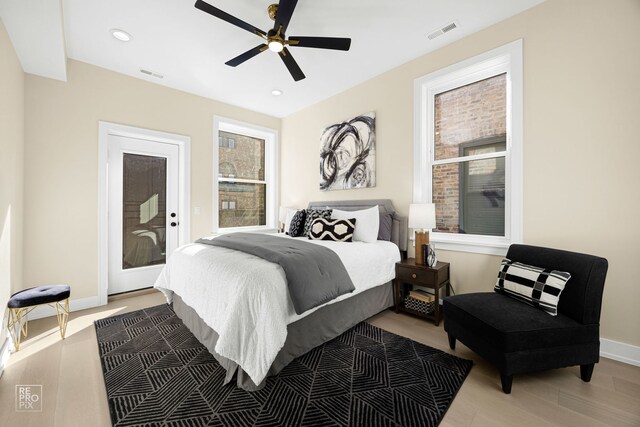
[195,0,266,36]
[273,0,298,34]
[288,36,351,51]
[278,47,305,81]
[225,44,268,67]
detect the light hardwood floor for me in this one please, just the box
[1,290,638,427]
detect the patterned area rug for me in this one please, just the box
[95,304,472,427]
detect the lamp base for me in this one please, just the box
[414,231,430,265]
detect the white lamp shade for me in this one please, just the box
[408,203,436,230]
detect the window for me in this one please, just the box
[213,117,277,232]
[413,40,523,255]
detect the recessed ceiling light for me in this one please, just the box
[271,89,283,96]
[110,29,132,42]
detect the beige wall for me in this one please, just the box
[280,0,640,346]
[0,18,24,348]
[23,59,280,300]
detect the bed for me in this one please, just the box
[155,199,407,390]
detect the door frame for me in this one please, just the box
[98,121,191,306]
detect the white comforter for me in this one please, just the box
[154,234,400,385]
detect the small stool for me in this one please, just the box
[7,285,71,351]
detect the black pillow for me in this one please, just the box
[288,210,306,237]
[308,218,356,242]
[303,209,332,237]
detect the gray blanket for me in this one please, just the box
[196,233,355,314]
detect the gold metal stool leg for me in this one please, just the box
[23,308,29,338]
[7,308,24,351]
[54,299,69,339]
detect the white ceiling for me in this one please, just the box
[0,0,66,81]
[3,0,544,118]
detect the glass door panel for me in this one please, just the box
[122,153,167,269]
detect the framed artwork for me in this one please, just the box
[320,111,376,191]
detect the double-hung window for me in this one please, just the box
[213,117,277,232]
[413,40,523,255]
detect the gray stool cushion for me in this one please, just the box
[8,285,71,309]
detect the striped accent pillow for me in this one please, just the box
[308,218,356,242]
[494,258,571,316]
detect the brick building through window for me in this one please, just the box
[218,131,267,228]
[432,73,507,236]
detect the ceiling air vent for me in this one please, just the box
[427,21,458,40]
[140,69,164,79]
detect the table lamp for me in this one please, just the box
[278,206,287,233]
[408,203,436,265]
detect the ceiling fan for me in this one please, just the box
[194,0,351,81]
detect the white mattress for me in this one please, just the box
[154,233,400,385]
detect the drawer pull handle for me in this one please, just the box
[412,273,417,279]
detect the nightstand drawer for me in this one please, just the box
[397,264,449,285]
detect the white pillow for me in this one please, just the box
[331,206,379,243]
[284,208,298,233]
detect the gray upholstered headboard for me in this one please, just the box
[307,199,408,252]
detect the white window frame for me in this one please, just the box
[213,116,278,233]
[413,40,523,256]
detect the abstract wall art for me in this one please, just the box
[319,111,376,191]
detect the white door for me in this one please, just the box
[107,134,180,295]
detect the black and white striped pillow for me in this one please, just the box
[308,218,356,242]
[494,258,571,316]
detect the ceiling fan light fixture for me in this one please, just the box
[194,0,351,81]
[268,40,284,53]
[110,28,132,42]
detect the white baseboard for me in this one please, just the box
[601,338,640,367]
[9,294,640,368]
[25,296,101,321]
[0,337,10,378]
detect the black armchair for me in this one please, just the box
[443,244,608,393]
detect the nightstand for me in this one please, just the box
[393,258,451,326]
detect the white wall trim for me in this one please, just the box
[23,295,100,321]
[413,39,523,254]
[0,337,10,378]
[432,240,508,256]
[7,302,640,368]
[98,121,191,306]
[601,338,640,367]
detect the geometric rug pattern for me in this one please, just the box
[95,304,472,427]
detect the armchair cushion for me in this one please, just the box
[444,292,599,353]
